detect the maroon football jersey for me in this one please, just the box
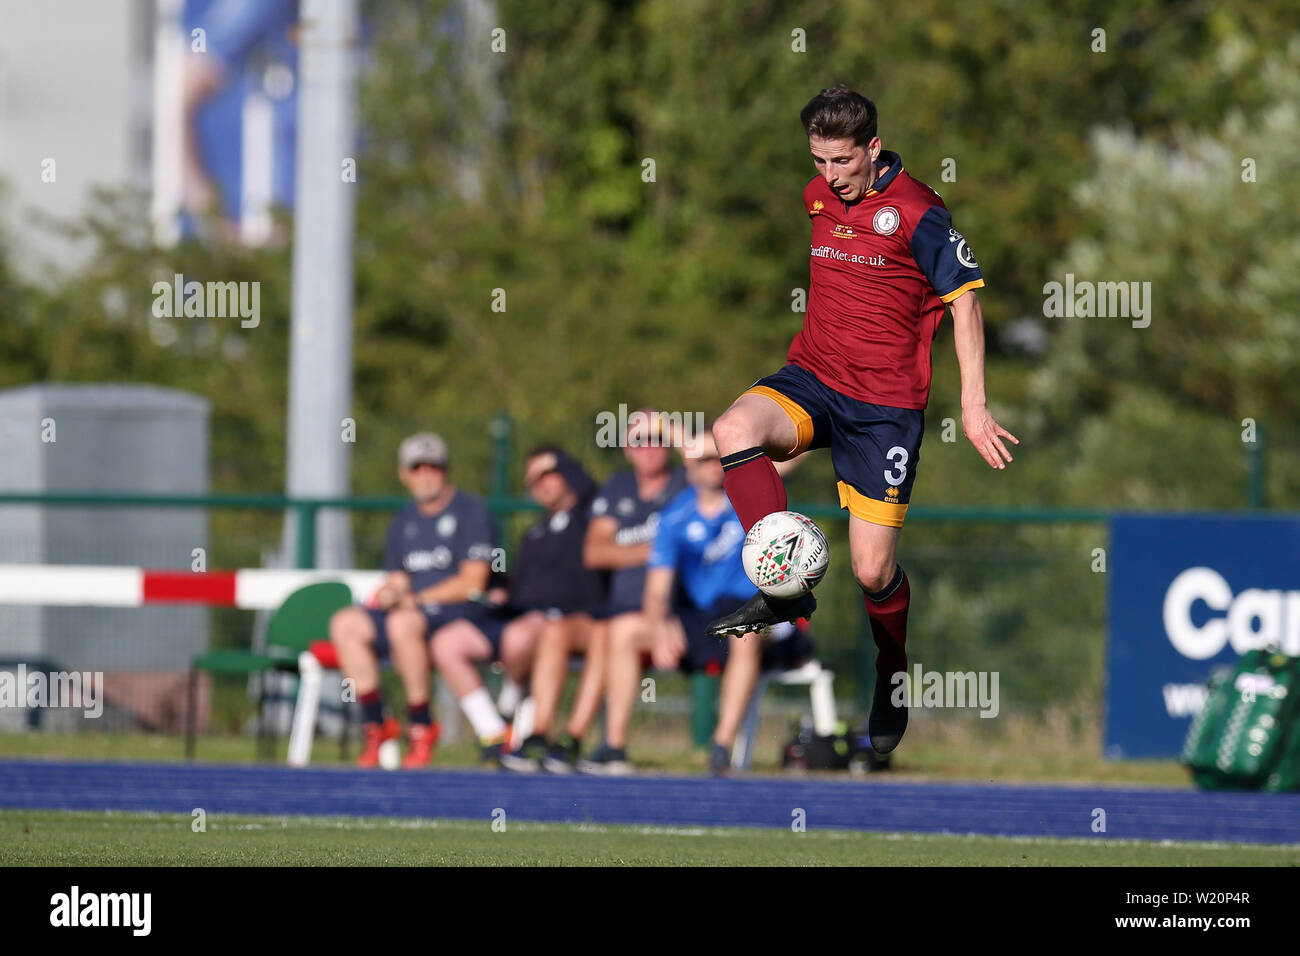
[787,150,984,409]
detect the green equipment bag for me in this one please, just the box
[1182,650,1300,791]
[1181,663,1236,790]
[1263,691,1300,792]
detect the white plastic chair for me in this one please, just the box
[732,660,837,770]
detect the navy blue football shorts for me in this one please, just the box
[588,601,643,622]
[461,604,508,660]
[745,363,924,528]
[676,602,815,674]
[676,596,745,674]
[366,604,443,659]
[368,602,507,661]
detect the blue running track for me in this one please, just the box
[2,759,1297,844]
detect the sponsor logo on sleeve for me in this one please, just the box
[948,227,977,268]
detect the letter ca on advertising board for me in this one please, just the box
[1163,567,1300,660]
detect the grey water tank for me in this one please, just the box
[0,384,209,675]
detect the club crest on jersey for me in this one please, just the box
[549,510,570,533]
[437,514,457,537]
[831,223,859,241]
[872,206,900,235]
[617,498,635,516]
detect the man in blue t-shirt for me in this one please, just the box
[595,429,807,775]
[329,432,496,768]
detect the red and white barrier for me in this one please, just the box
[0,565,385,610]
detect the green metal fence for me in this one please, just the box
[0,490,1112,717]
[0,410,1280,739]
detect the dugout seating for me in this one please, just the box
[186,581,352,762]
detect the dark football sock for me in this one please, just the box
[407,701,432,726]
[359,689,384,725]
[863,566,910,681]
[720,447,788,533]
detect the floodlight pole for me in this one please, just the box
[283,0,360,570]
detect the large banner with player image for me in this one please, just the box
[1106,514,1300,758]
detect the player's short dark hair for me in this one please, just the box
[525,443,565,462]
[800,86,877,146]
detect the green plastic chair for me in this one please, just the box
[186,581,354,759]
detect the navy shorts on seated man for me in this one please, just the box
[367,600,505,659]
[676,598,744,673]
[367,605,439,660]
[675,603,812,674]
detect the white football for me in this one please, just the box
[742,511,829,600]
[378,738,401,771]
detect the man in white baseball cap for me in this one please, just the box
[329,432,498,768]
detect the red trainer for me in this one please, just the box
[357,717,401,768]
[402,721,441,768]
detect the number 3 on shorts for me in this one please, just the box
[883,445,908,485]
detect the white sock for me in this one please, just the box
[496,678,524,720]
[460,687,507,742]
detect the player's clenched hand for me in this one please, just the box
[962,405,1019,470]
[651,626,685,671]
[375,579,415,610]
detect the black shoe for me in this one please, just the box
[480,739,506,766]
[500,733,548,773]
[576,744,632,776]
[542,734,580,774]
[706,591,817,638]
[868,665,908,754]
[707,742,732,776]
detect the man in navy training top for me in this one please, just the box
[492,446,607,772]
[607,428,806,775]
[575,411,687,773]
[329,432,497,768]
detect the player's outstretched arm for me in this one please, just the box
[951,290,1019,470]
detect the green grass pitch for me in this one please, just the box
[2,810,1296,866]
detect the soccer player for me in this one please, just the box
[708,87,1018,755]
[574,411,687,774]
[328,432,497,767]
